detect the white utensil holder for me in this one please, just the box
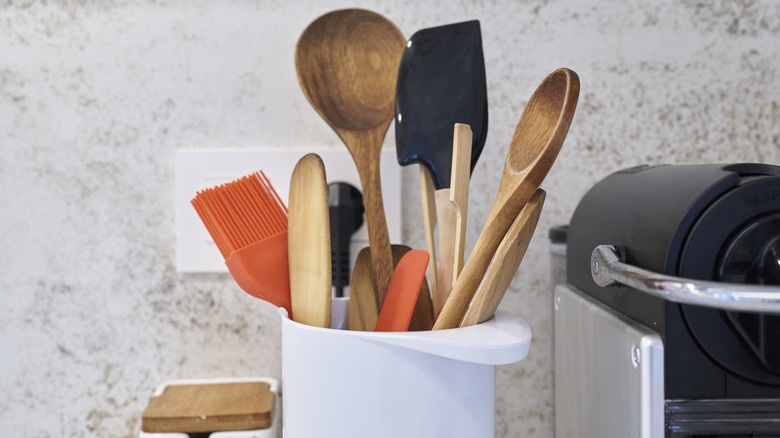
[280,297,532,438]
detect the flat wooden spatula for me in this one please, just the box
[460,189,545,327]
[288,153,332,328]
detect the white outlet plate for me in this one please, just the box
[175,148,402,274]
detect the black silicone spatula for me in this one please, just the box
[395,20,488,316]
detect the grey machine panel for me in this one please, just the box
[554,284,664,438]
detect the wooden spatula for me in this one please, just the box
[375,250,430,332]
[460,189,545,327]
[288,153,331,328]
[444,123,473,295]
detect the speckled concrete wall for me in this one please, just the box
[1,1,778,436]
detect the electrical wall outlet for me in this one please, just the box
[175,148,402,274]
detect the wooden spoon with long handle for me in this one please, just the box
[460,189,545,327]
[288,153,331,328]
[434,68,579,330]
[295,9,405,307]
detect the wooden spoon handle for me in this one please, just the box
[355,156,395,307]
[460,189,545,327]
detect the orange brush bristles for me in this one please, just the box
[191,171,292,315]
[192,172,287,258]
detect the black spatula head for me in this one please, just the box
[395,20,488,190]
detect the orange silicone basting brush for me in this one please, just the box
[191,171,292,316]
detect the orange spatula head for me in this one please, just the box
[375,250,430,332]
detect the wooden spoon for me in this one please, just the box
[288,153,331,328]
[460,189,545,327]
[295,9,405,307]
[433,68,580,330]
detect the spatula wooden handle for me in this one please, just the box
[419,165,440,315]
[433,124,473,316]
[449,124,473,281]
[435,189,456,315]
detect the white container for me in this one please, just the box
[280,298,532,438]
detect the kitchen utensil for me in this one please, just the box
[141,381,275,433]
[447,123,472,290]
[375,250,430,332]
[434,68,579,330]
[395,20,487,316]
[348,246,379,331]
[460,189,545,327]
[419,168,440,310]
[328,182,364,298]
[349,244,435,331]
[400,244,435,331]
[433,124,473,317]
[288,153,331,328]
[296,9,404,306]
[191,171,291,316]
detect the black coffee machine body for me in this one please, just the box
[555,163,780,437]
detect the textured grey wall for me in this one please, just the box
[1,1,778,436]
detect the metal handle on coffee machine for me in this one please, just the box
[591,245,780,314]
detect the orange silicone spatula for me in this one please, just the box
[374,250,430,332]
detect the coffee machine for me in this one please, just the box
[553,163,780,437]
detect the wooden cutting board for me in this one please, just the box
[141,382,274,433]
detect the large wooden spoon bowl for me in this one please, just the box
[295,9,405,304]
